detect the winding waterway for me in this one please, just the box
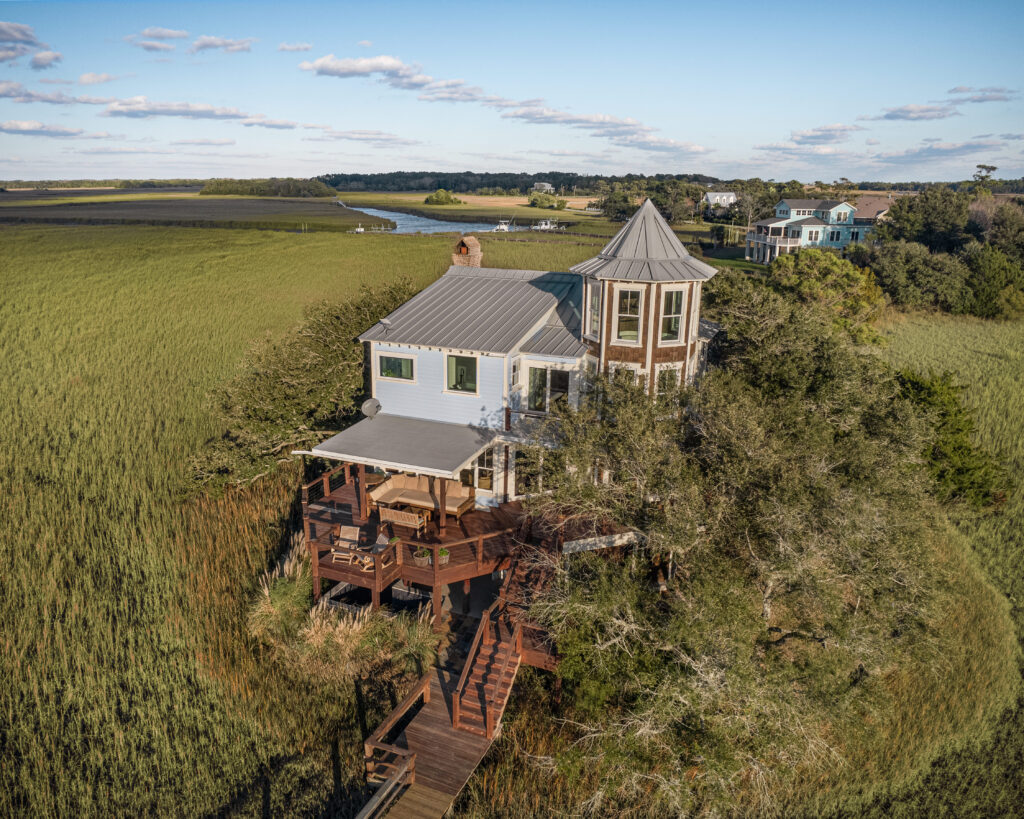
[348,206,529,234]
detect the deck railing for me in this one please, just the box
[486,621,522,739]
[360,671,432,814]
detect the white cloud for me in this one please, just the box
[0,80,112,105]
[241,117,298,129]
[304,128,420,147]
[189,35,256,54]
[79,73,119,85]
[30,50,62,70]
[39,77,74,85]
[789,123,864,145]
[139,27,188,39]
[0,21,45,47]
[134,40,175,52]
[859,104,960,121]
[357,40,372,47]
[300,52,707,155]
[104,96,252,120]
[171,138,236,145]
[865,138,880,146]
[875,140,1001,164]
[278,42,312,52]
[944,85,1016,104]
[0,119,82,137]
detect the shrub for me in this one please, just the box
[528,191,567,210]
[959,242,1024,319]
[852,241,974,313]
[423,188,462,205]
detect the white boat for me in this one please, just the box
[492,218,513,232]
[353,223,364,234]
[532,218,564,231]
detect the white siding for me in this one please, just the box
[371,342,507,428]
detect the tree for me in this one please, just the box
[423,188,462,205]
[598,191,636,221]
[973,164,998,183]
[875,187,970,252]
[528,191,567,210]
[850,241,974,314]
[989,202,1024,263]
[959,242,1024,319]
[766,249,884,341]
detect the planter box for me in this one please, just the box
[413,553,431,568]
[437,552,450,566]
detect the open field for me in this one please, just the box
[0,224,601,816]
[0,193,387,232]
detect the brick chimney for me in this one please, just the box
[452,236,482,267]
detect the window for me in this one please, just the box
[851,230,860,241]
[379,354,414,381]
[656,365,680,394]
[829,230,841,242]
[586,282,601,337]
[808,230,820,242]
[661,289,685,343]
[614,288,642,343]
[528,367,570,412]
[476,448,494,491]
[511,360,520,388]
[789,228,801,239]
[446,354,477,393]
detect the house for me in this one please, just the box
[300,200,719,815]
[299,198,716,610]
[744,198,883,265]
[703,191,737,211]
[531,181,555,194]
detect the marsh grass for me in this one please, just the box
[0,224,598,816]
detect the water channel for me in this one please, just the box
[347,206,529,234]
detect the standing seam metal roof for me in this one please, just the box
[359,266,582,355]
[569,199,718,282]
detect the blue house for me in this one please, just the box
[745,198,879,264]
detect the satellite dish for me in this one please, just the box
[361,398,382,419]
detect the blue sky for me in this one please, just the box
[2,0,1023,181]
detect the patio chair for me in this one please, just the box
[330,525,362,564]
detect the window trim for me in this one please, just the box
[658,285,688,347]
[374,350,417,384]
[443,353,480,396]
[584,280,601,340]
[610,283,644,347]
[655,362,683,394]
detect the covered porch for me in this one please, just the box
[297,415,526,627]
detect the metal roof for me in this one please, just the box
[755,216,789,226]
[310,414,496,478]
[360,266,581,354]
[789,216,828,226]
[780,198,847,211]
[569,199,718,282]
[698,318,722,342]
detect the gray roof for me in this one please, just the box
[755,216,789,226]
[780,198,848,211]
[360,266,581,354]
[698,318,722,342]
[311,414,496,477]
[852,196,891,220]
[789,216,827,226]
[570,199,718,282]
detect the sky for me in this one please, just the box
[1,0,1023,182]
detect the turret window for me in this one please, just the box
[614,288,642,343]
[661,289,685,343]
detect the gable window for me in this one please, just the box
[528,367,570,412]
[379,354,414,381]
[614,288,642,343]
[446,354,477,393]
[661,289,685,343]
[586,282,601,337]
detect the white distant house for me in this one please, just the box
[703,191,737,210]
[531,181,555,194]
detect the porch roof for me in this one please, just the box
[309,414,497,478]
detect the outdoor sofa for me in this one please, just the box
[368,473,475,520]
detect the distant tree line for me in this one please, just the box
[198,178,336,197]
[316,171,719,195]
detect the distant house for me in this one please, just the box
[531,181,555,194]
[744,198,884,265]
[703,191,737,211]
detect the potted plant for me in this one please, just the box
[413,547,431,568]
[437,548,450,567]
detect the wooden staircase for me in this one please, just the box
[453,609,522,738]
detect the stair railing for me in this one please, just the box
[485,621,522,739]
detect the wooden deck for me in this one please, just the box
[303,476,525,624]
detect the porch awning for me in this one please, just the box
[308,414,497,479]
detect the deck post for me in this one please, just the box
[476,534,483,570]
[431,583,442,629]
[356,463,367,523]
[322,470,330,499]
[502,445,510,503]
[438,477,447,535]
